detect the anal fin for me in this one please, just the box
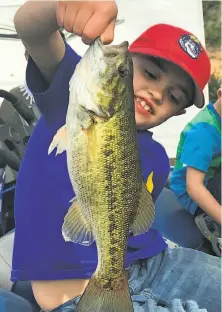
[48,125,67,156]
[62,198,94,246]
[131,183,155,236]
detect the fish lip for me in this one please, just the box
[94,37,129,53]
[92,37,104,51]
[109,41,129,52]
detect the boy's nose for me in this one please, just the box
[148,89,163,105]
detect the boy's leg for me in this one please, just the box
[153,188,204,248]
[132,297,208,311]
[194,168,221,256]
[128,247,221,312]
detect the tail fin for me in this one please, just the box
[76,274,133,312]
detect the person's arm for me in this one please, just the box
[14,1,117,131]
[186,167,221,224]
[179,124,221,222]
[14,0,118,83]
[14,1,65,83]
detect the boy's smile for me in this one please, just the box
[131,54,194,130]
[135,96,154,116]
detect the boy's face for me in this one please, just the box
[131,54,194,130]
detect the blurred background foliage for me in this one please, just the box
[202,1,221,101]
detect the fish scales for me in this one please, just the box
[48,38,155,312]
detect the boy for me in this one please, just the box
[12,1,220,312]
[170,87,221,255]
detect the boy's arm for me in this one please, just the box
[14,1,117,130]
[14,1,65,83]
[180,125,221,223]
[186,167,221,224]
[14,1,117,83]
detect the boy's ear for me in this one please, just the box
[217,87,222,99]
[175,109,186,116]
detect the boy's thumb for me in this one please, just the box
[100,19,116,45]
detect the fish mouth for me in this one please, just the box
[92,37,129,54]
[109,40,129,51]
[93,37,103,49]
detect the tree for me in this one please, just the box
[202,1,221,48]
[202,1,221,101]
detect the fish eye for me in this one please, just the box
[118,65,129,77]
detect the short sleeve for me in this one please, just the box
[26,43,81,133]
[139,132,170,202]
[180,123,218,173]
[151,143,170,201]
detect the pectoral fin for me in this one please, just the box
[48,125,67,155]
[62,198,94,246]
[131,183,155,236]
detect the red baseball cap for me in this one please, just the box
[129,24,211,108]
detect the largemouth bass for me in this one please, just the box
[48,38,154,312]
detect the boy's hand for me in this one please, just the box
[186,167,221,224]
[57,1,118,45]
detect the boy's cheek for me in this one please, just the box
[135,113,161,130]
[145,112,173,128]
[160,105,181,120]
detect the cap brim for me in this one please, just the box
[193,81,205,108]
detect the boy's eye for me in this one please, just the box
[169,92,179,104]
[145,70,157,80]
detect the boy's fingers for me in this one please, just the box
[100,19,116,44]
[56,1,66,28]
[82,13,115,45]
[63,5,78,33]
[57,0,118,44]
[73,8,93,36]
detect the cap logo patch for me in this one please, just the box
[178,34,202,59]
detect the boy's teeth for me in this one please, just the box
[144,106,152,113]
[140,100,146,108]
[135,97,152,114]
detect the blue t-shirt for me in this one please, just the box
[170,102,221,215]
[11,44,169,281]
